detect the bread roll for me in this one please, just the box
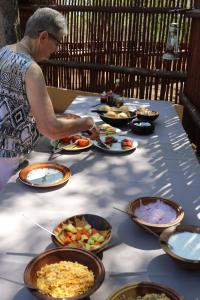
[105,111,117,118]
[118,112,128,118]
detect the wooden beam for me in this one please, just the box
[41,60,187,80]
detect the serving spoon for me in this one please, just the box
[21,213,56,237]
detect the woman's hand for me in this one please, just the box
[86,117,100,140]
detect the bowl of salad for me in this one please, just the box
[51,214,112,254]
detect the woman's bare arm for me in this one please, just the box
[25,63,99,139]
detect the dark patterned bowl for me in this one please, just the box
[131,120,155,135]
[98,111,136,127]
[136,110,159,121]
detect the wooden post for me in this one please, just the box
[183,1,200,153]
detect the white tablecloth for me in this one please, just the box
[0,96,200,300]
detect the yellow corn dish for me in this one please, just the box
[36,261,94,298]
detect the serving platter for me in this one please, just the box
[19,163,71,188]
[93,135,138,153]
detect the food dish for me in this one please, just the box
[19,163,71,188]
[51,135,93,151]
[98,110,136,127]
[93,135,138,153]
[127,196,184,234]
[98,123,121,135]
[37,260,94,298]
[24,247,105,300]
[106,281,183,300]
[52,214,112,253]
[131,120,155,135]
[160,224,200,270]
[136,107,159,121]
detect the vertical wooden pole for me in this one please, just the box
[183,0,200,153]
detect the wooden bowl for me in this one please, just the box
[136,110,159,121]
[127,196,184,234]
[51,214,112,254]
[160,224,200,270]
[24,247,105,300]
[98,111,136,127]
[107,281,183,300]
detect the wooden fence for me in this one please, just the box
[18,0,194,102]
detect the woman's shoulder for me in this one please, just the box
[0,45,33,62]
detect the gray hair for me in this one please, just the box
[24,7,68,38]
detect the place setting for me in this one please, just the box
[51,134,93,153]
[18,162,71,188]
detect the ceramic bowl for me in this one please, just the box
[127,196,184,234]
[130,120,155,135]
[107,281,183,300]
[51,214,112,254]
[136,110,159,121]
[98,111,136,127]
[24,247,105,300]
[160,224,200,270]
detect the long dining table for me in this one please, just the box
[0,96,200,300]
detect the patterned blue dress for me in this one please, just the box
[0,47,40,157]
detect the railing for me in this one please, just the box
[18,0,194,102]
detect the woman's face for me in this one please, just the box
[35,31,62,61]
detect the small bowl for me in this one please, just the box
[107,281,183,300]
[24,247,105,300]
[131,120,155,135]
[127,196,184,234]
[136,110,159,121]
[98,111,136,127]
[160,224,200,270]
[51,214,112,254]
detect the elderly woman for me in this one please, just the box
[0,7,99,189]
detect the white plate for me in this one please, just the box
[98,123,122,136]
[19,163,71,188]
[51,137,93,152]
[93,136,138,153]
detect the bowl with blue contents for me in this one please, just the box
[160,224,200,270]
[131,120,154,135]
